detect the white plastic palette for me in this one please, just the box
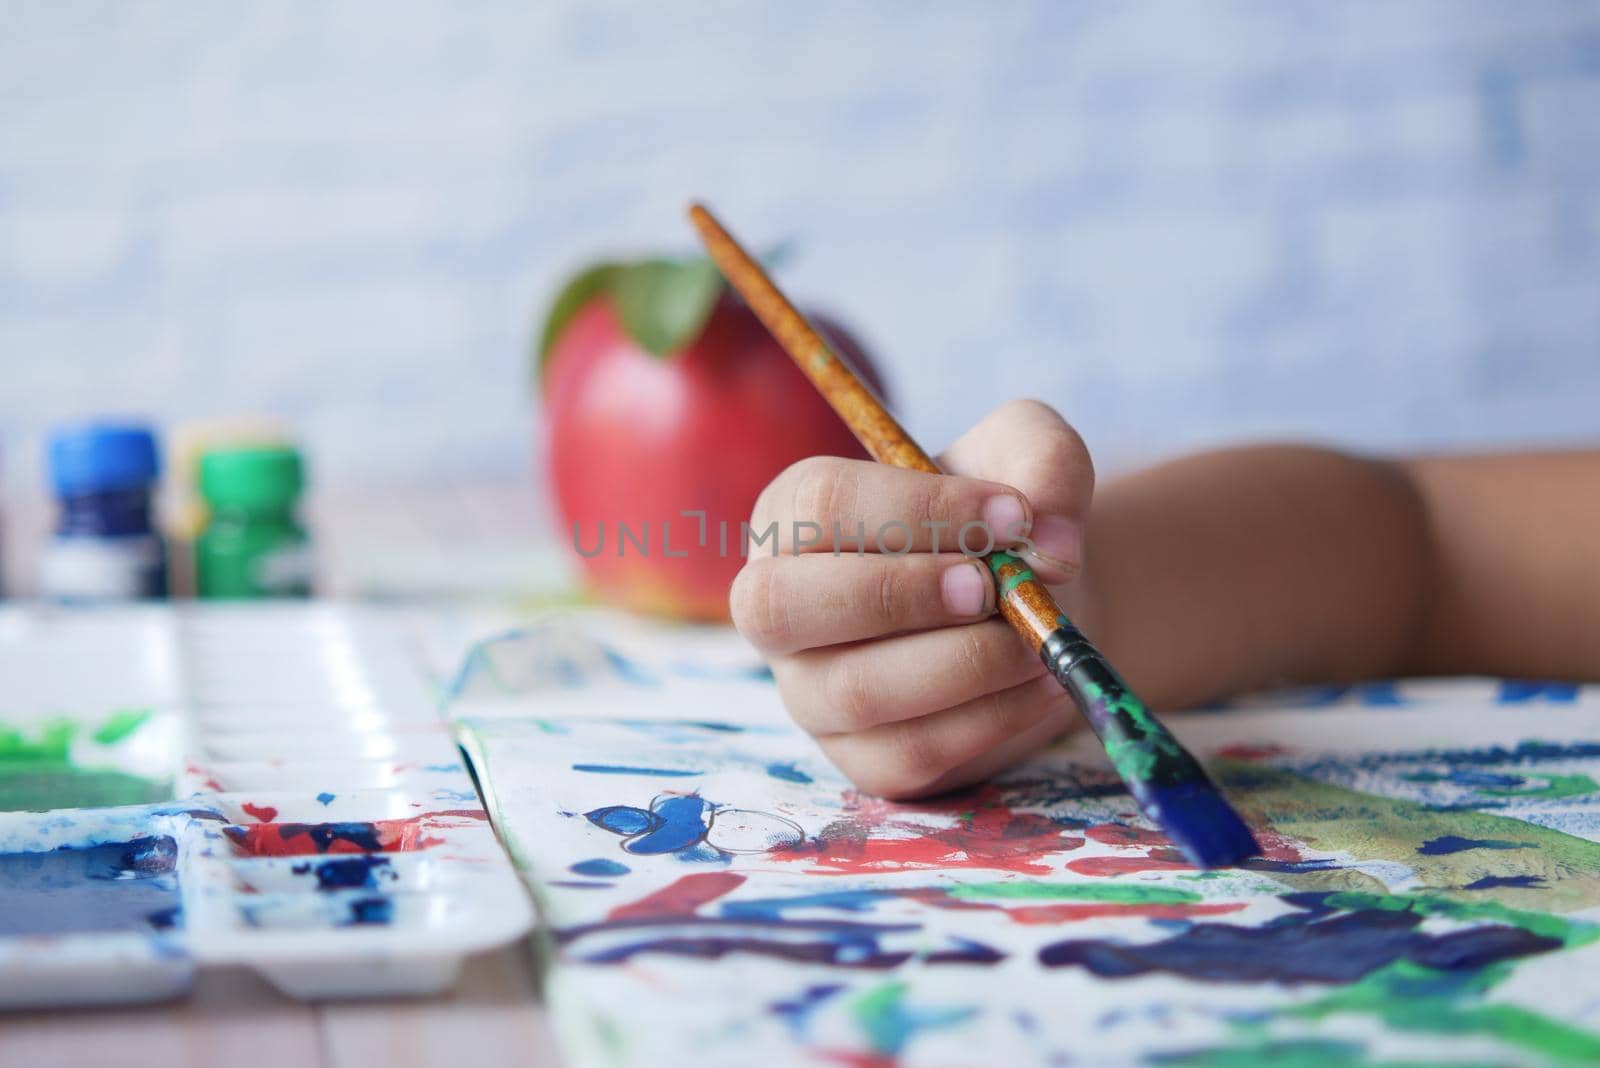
[0,604,533,1008]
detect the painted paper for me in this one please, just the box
[453,621,1600,1067]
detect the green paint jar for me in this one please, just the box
[195,445,313,598]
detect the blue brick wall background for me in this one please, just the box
[1,2,1597,507]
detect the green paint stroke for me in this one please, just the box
[948,881,1200,905]
[1292,960,1600,1063]
[93,708,152,745]
[850,981,976,1057]
[1217,761,1600,912]
[1484,773,1600,801]
[1152,1036,1461,1068]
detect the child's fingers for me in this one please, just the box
[770,619,1046,736]
[939,399,1095,584]
[731,553,995,656]
[926,707,1085,796]
[749,456,1033,555]
[815,674,1073,800]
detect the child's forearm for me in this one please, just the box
[1066,446,1600,710]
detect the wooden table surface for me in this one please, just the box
[2,945,562,1068]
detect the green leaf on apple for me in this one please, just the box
[536,256,727,381]
[610,257,725,358]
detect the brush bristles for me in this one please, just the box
[1141,780,1261,869]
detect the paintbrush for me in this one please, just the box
[688,202,1259,869]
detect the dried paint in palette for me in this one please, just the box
[0,710,172,811]
[0,605,532,1009]
[0,836,181,937]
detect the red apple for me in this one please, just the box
[538,257,882,621]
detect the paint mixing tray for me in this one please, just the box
[0,604,533,1008]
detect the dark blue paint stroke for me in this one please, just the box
[925,938,1005,965]
[577,935,913,968]
[290,855,395,890]
[1039,909,1559,983]
[571,858,631,877]
[315,791,337,806]
[548,880,615,889]
[571,764,701,777]
[766,762,813,784]
[343,897,394,925]
[0,836,183,937]
[1464,874,1546,891]
[1247,858,1342,874]
[1417,835,1532,856]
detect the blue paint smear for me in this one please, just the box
[1499,680,1579,703]
[548,880,615,889]
[1417,835,1532,856]
[343,896,394,925]
[723,888,893,922]
[570,858,630,877]
[421,763,462,773]
[290,855,395,890]
[586,805,657,837]
[603,647,659,686]
[584,796,721,859]
[766,762,813,784]
[1464,874,1546,891]
[1406,770,1525,789]
[315,791,337,806]
[771,983,846,1041]
[0,836,183,936]
[626,796,713,854]
[571,764,701,777]
[1040,906,1559,982]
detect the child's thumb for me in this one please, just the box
[938,398,1093,584]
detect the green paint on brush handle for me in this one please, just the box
[1040,618,1199,790]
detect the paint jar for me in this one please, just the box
[195,445,312,599]
[39,423,167,601]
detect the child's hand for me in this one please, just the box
[730,400,1096,799]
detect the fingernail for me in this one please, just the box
[941,561,989,617]
[980,494,1028,546]
[1028,514,1084,572]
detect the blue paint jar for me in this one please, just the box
[39,423,167,601]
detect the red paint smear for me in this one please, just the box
[1251,826,1309,863]
[1067,852,1196,876]
[608,872,747,922]
[1215,743,1289,761]
[1003,901,1247,925]
[240,802,278,823]
[225,816,446,856]
[819,1053,896,1068]
[775,787,1084,876]
[1084,822,1170,847]
[428,809,489,821]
